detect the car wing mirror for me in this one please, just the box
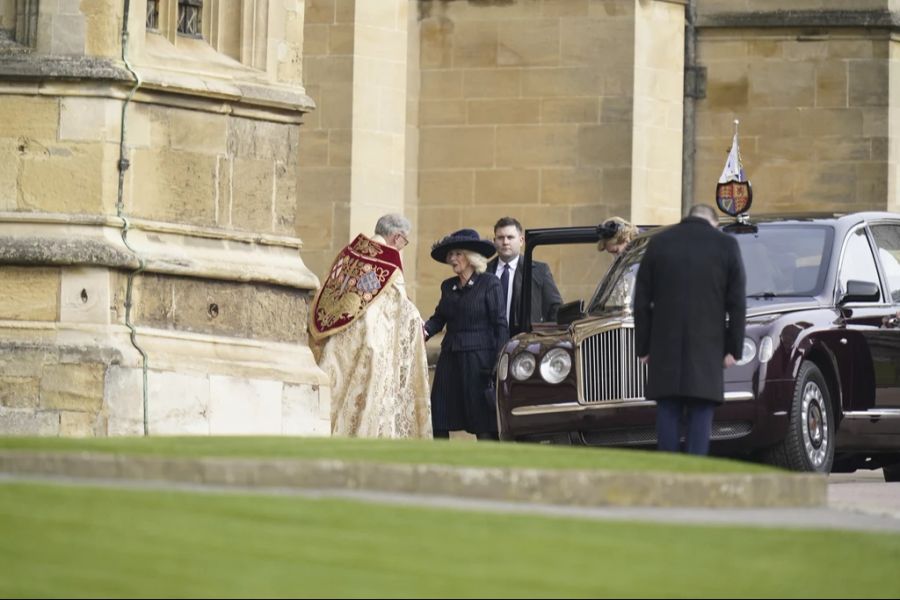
[839,280,881,305]
[556,300,585,325]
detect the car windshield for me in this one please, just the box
[587,224,834,314]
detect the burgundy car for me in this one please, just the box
[496,212,900,479]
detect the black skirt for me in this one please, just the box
[431,348,497,434]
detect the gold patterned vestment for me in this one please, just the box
[311,235,432,438]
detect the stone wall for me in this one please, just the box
[413,0,684,311]
[0,0,330,437]
[694,1,895,213]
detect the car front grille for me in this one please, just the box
[578,325,648,403]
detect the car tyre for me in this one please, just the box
[764,362,834,473]
[884,463,900,482]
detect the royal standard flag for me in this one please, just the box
[718,132,746,184]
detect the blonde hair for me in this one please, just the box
[598,217,639,252]
[463,250,488,274]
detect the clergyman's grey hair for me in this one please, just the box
[375,213,411,238]
[688,204,718,223]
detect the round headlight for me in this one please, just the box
[758,336,774,363]
[510,352,536,381]
[539,348,572,384]
[498,353,509,381]
[736,338,757,366]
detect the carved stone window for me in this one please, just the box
[146,0,160,31]
[15,0,40,48]
[177,0,202,38]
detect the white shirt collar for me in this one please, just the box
[498,255,519,273]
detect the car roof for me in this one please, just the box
[725,212,899,225]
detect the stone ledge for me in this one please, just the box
[0,451,827,509]
[697,9,900,29]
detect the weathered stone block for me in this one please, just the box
[462,69,520,99]
[132,274,308,344]
[306,0,336,25]
[468,99,540,125]
[521,67,603,98]
[542,0,589,17]
[0,376,40,408]
[59,97,119,142]
[540,168,603,205]
[495,125,578,167]
[0,139,16,210]
[577,123,632,167]
[209,375,283,434]
[849,60,889,107]
[0,407,59,435]
[420,100,467,126]
[59,411,95,437]
[298,130,330,167]
[19,142,115,214]
[0,96,59,140]
[319,83,354,128]
[129,149,217,226]
[0,266,60,321]
[498,19,559,67]
[274,162,298,236]
[282,383,329,435]
[304,24,330,56]
[232,158,276,233]
[421,70,464,100]
[749,62,816,108]
[418,170,474,206]
[420,127,495,169]
[474,169,539,205]
[228,118,294,164]
[542,98,600,124]
[420,18,452,69]
[328,129,352,167]
[815,61,848,108]
[60,267,111,325]
[104,366,143,436]
[148,371,211,435]
[40,363,106,412]
[329,23,354,55]
[452,20,498,68]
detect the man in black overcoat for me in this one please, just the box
[487,216,563,336]
[634,204,747,455]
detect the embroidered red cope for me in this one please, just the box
[309,234,403,340]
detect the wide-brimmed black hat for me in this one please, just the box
[430,228,496,263]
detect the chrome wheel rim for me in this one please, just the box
[801,381,829,469]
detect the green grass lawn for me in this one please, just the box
[0,436,776,475]
[1,481,898,598]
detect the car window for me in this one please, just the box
[732,225,832,296]
[587,224,832,313]
[839,227,882,299]
[587,238,647,313]
[870,224,900,304]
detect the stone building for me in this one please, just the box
[0,0,328,436]
[2,0,899,436]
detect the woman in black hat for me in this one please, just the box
[424,229,509,440]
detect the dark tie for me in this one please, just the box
[500,263,510,317]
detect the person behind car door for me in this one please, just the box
[487,217,563,336]
[634,204,747,456]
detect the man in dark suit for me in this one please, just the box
[634,204,746,456]
[487,217,563,336]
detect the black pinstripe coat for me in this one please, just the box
[424,273,509,433]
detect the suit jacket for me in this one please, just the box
[633,217,747,403]
[423,273,509,357]
[487,257,563,336]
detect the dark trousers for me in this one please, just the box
[655,397,716,456]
